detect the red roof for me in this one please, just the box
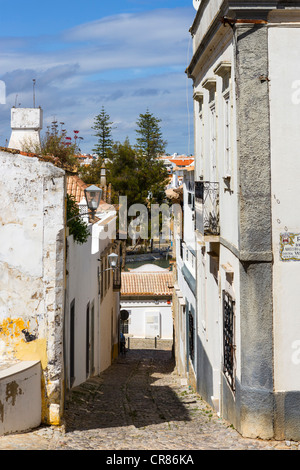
[121,272,173,297]
[170,158,194,167]
[66,174,87,203]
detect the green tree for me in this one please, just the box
[106,139,142,207]
[106,138,169,245]
[66,194,90,244]
[92,106,114,158]
[135,110,167,160]
[107,138,168,207]
[80,107,114,184]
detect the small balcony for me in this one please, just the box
[195,181,220,237]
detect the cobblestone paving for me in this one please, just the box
[0,340,298,451]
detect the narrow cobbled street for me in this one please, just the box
[0,340,296,451]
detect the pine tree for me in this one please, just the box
[92,106,114,159]
[135,110,167,160]
[80,107,114,184]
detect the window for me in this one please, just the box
[180,239,184,259]
[86,302,90,377]
[104,256,107,293]
[70,299,75,387]
[223,291,235,391]
[90,302,95,375]
[121,310,131,334]
[108,254,111,290]
[97,266,100,295]
[209,104,217,182]
[198,98,204,176]
[188,311,195,364]
[213,62,232,180]
[224,93,231,176]
[100,259,104,300]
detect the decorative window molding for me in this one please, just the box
[201,78,217,91]
[213,61,231,78]
[193,91,203,103]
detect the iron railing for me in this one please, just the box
[195,181,219,236]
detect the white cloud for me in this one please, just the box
[0,7,195,154]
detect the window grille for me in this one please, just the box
[188,312,195,364]
[194,181,219,235]
[179,239,184,259]
[223,291,235,391]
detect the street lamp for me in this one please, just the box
[84,185,102,217]
[98,252,119,273]
[108,252,118,270]
[67,184,102,223]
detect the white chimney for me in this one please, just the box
[8,107,43,152]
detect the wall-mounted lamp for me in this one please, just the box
[84,185,102,214]
[98,252,119,273]
[67,185,102,223]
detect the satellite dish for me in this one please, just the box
[193,0,201,10]
[120,310,129,321]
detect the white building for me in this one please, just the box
[0,148,65,430]
[186,0,300,440]
[172,165,197,386]
[0,149,121,435]
[65,175,120,388]
[120,265,173,340]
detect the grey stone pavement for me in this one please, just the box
[0,339,298,452]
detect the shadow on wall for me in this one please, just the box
[196,335,214,408]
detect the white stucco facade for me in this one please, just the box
[120,300,173,340]
[65,210,120,388]
[0,149,65,427]
[120,264,173,341]
[0,148,121,433]
[173,167,197,382]
[8,107,43,152]
[268,23,300,393]
[186,1,300,440]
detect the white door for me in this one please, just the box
[145,311,161,338]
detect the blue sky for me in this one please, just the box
[0,1,196,155]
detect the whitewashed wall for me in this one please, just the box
[120,300,173,339]
[65,212,119,388]
[269,25,300,393]
[0,150,65,426]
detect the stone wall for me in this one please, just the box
[0,150,65,425]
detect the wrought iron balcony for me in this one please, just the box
[195,181,220,236]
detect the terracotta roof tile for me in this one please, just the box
[171,158,194,167]
[121,272,173,297]
[66,174,87,203]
